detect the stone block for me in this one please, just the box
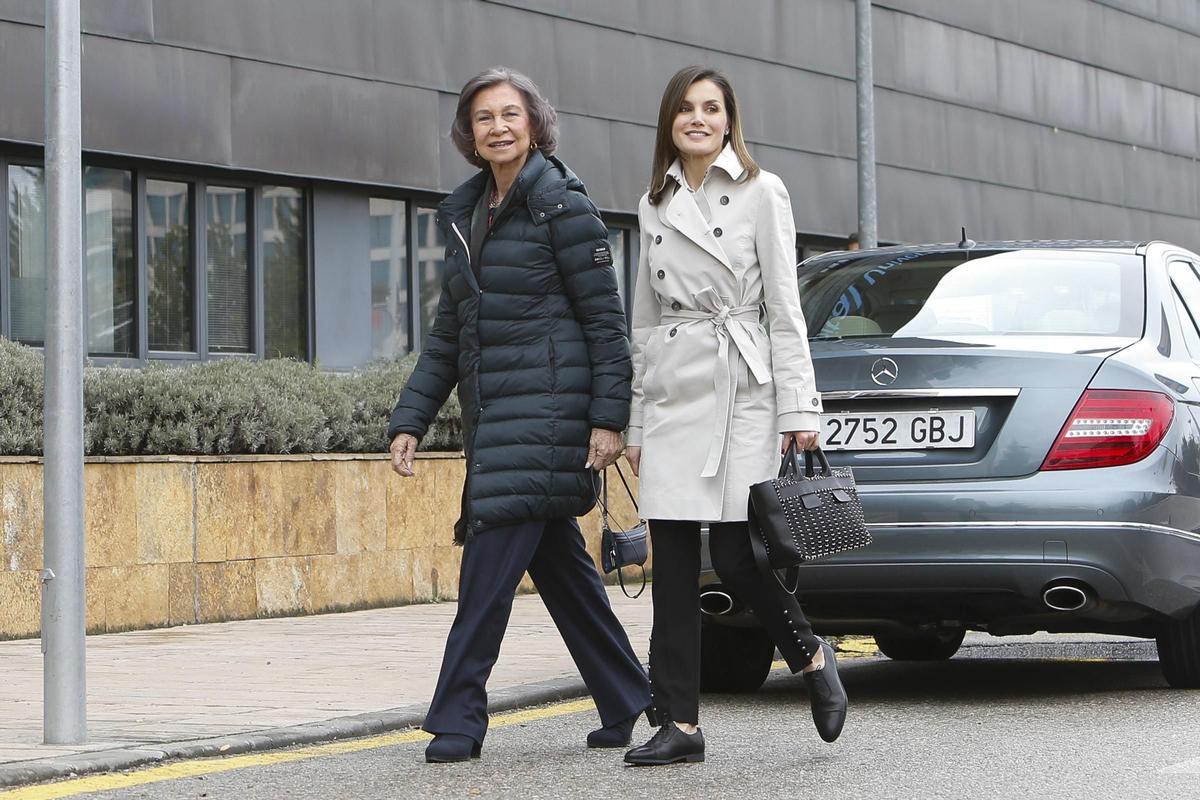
[334,460,387,555]
[249,461,288,559]
[196,560,258,623]
[87,564,170,633]
[134,462,194,564]
[306,553,362,612]
[254,555,311,617]
[410,548,434,603]
[0,569,40,639]
[0,464,44,572]
[84,463,137,568]
[168,561,197,626]
[429,545,463,601]
[279,461,337,557]
[196,460,253,561]
[361,549,413,607]
[386,458,463,551]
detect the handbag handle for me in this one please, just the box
[779,440,833,479]
[597,463,642,530]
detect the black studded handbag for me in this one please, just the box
[747,442,871,594]
[597,464,648,599]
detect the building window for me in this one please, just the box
[84,167,135,358]
[8,164,46,347]
[263,186,307,360]
[145,178,194,352]
[415,206,446,342]
[369,197,409,359]
[206,186,251,354]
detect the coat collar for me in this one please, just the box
[664,142,745,189]
[437,150,580,224]
[657,144,743,273]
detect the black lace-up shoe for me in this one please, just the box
[804,639,848,742]
[624,722,705,765]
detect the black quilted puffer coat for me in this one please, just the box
[387,151,631,543]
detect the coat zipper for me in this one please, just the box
[450,219,483,540]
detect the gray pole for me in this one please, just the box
[42,0,87,745]
[855,0,878,248]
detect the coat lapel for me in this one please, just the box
[663,180,734,272]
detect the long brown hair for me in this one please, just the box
[648,66,759,205]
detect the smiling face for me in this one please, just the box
[671,79,729,162]
[470,82,532,169]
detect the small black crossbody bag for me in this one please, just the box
[597,464,648,599]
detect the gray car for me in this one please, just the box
[698,240,1200,692]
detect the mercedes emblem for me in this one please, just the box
[870,357,899,386]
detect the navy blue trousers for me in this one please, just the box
[422,517,650,744]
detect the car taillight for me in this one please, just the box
[1040,389,1174,471]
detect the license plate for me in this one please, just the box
[820,410,976,451]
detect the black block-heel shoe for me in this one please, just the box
[803,639,847,743]
[587,714,638,748]
[424,733,481,763]
[624,722,705,766]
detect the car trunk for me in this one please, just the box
[812,335,1135,480]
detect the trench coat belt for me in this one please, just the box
[660,288,773,478]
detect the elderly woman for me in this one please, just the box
[623,66,848,766]
[388,67,650,763]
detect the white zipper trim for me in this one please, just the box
[451,222,470,266]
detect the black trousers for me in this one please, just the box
[647,519,823,725]
[422,517,651,744]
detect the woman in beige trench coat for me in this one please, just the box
[622,66,848,767]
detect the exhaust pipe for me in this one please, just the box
[1042,583,1094,612]
[700,588,739,616]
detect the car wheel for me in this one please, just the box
[874,627,966,661]
[698,618,775,693]
[1157,608,1200,688]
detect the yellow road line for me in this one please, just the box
[0,699,598,800]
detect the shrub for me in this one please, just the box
[0,338,462,456]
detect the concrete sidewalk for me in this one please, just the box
[0,587,653,787]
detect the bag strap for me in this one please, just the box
[596,465,642,531]
[615,561,647,599]
[747,498,800,595]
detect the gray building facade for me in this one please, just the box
[0,0,1197,368]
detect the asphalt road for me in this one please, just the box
[16,638,1200,800]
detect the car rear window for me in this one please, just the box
[797,249,1145,339]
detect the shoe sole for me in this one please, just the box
[587,740,633,749]
[624,753,705,766]
[425,748,482,763]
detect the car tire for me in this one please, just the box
[874,627,966,661]
[1157,608,1200,688]
[698,618,775,693]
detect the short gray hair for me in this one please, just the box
[451,67,559,169]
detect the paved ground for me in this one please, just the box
[0,587,652,780]
[8,636,1193,800]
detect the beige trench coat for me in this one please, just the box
[627,145,822,522]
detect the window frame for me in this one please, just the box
[202,179,259,360]
[142,171,200,360]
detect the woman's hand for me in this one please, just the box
[587,428,624,470]
[625,446,641,477]
[782,430,820,453]
[390,433,419,477]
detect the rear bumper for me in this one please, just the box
[796,520,1200,617]
[700,518,1200,632]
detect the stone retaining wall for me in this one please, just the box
[0,454,642,640]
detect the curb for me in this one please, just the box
[0,674,592,789]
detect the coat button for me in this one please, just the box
[713,227,723,237]
[669,328,678,337]
[656,270,665,280]
[720,195,729,205]
[654,235,662,245]
[812,398,820,407]
[671,301,681,311]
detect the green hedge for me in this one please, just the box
[0,338,462,456]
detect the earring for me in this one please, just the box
[530,140,537,151]
[474,149,480,158]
